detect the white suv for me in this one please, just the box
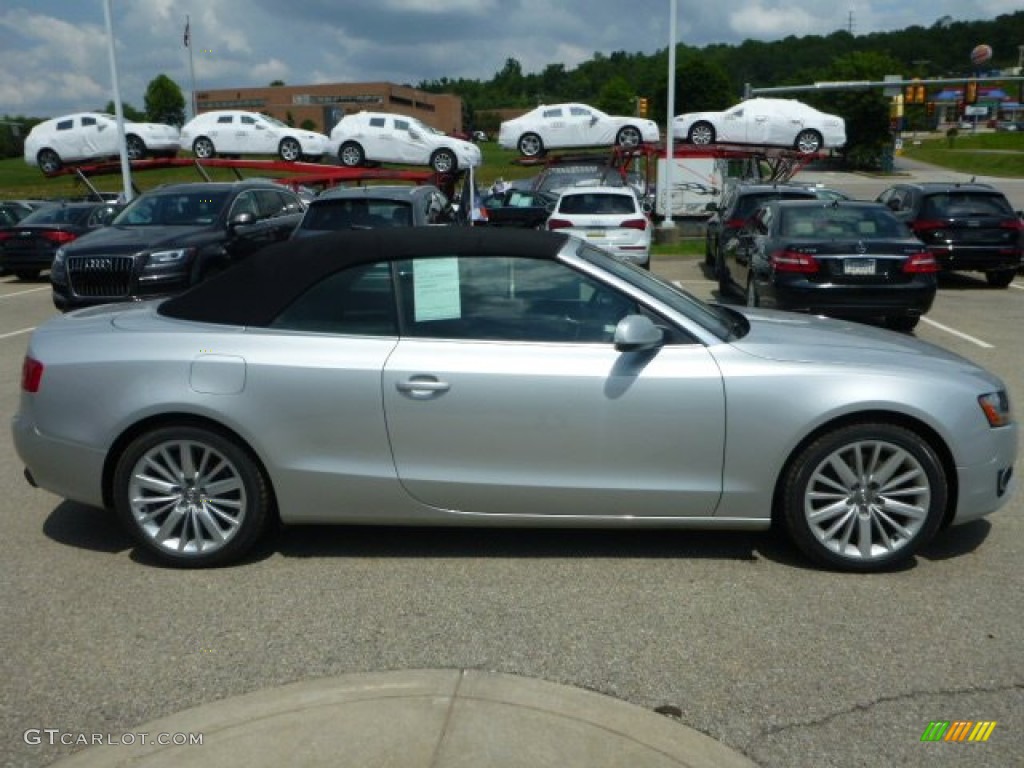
[545,186,652,267]
[330,112,481,173]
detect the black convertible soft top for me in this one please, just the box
[159,227,569,326]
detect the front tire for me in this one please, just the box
[37,149,62,174]
[688,122,715,146]
[781,423,947,572]
[113,425,272,568]
[794,129,823,154]
[338,141,364,167]
[430,148,458,173]
[278,137,302,162]
[125,134,147,161]
[517,132,544,157]
[192,136,215,159]
[615,126,643,148]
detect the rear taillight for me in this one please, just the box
[620,218,648,231]
[1000,219,1024,231]
[42,231,77,244]
[0,231,13,242]
[902,252,939,273]
[547,218,573,230]
[770,249,819,273]
[910,219,945,234]
[22,357,43,393]
[724,218,746,230]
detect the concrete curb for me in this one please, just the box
[51,669,757,767]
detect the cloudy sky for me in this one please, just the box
[1,0,1017,118]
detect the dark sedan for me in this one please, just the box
[292,185,456,237]
[721,200,938,332]
[0,202,119,280]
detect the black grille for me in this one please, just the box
[67,256,134,298]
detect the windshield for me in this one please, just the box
[574,242,736,340]
[113,190,230,227]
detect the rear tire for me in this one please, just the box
[615,126,643,148]
[517,133,544,157]
[113,425,272,568]
[338,141,365,167]
[794,129,823,154]
[125,134,147,161]
[985,269,1015,288]
[192,137,215,159]
[781,422,947,572]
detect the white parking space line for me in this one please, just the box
[0,287,49,299]
[1009,282,1024,291]
[0,327,35,340]
[920,317,993,348]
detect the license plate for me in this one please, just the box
[843,258,876,275]
[586,231,606,238]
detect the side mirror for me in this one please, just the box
[613,314,663,352]
[230,211,255,229]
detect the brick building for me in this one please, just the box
[195,82,464,134]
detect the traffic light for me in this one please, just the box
[904,85,916,104]
[965,80,978,105]
[914,84,926,105]
[637,97,649,117]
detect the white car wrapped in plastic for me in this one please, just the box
[499,103,660,157]
[673,98,846,153]
[329,112,481,173]
[23,113,180,174]
[179,110,329,162]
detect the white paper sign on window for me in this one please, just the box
[413,257,461,321]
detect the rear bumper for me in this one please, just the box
[930,246,1022,273]
[12,411,107,509]
[766,277,936,317]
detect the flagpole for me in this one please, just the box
[185,15,197,119]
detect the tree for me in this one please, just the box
[102,100,146,122]
[144,74,186,126]
[595,76,636,117]
[269,80,285,86]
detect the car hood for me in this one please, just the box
[729,307,987,375]
[61,225,218,255]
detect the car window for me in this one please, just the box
[19,206,88,226]
[114,191,230,226]
[270,261,397,335]
[304,198,412,230]
[56,120,72,131]
[241,115,257,125]
[86,205,120,227]
[395,119,410,132]
[81,116,96,127]
[922,192,1013,218]
[217,115,233,124]
[542,108,563,118]
[369,117,386,128]
[397,255,639,343]
[254,189,300,219]
[558,193,636,215]
[569,107,592,117]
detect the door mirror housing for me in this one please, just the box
[613,314,663,352]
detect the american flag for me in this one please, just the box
[183,18,190,48]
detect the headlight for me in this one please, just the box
[144,248,193,269]
[979,391,1013,427]
[51,247,67,281]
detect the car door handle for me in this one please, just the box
[396,377,451,396]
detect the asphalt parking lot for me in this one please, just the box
[1,168,1022,767]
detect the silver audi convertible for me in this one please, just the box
[13,228,1017,571]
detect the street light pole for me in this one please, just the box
[661,0,677,231]
[102,0,133,202]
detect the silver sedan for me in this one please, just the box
[12,228,1017,571]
